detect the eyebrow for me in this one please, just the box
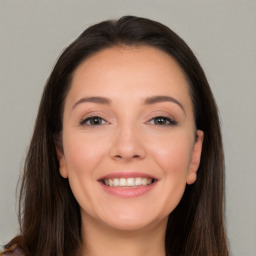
[72,96,111,110]
[144,95,185,114]
[72,95,185,114]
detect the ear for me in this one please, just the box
[186,130,204,185]
[55,137,69,179]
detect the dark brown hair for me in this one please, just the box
[5,16,229,256]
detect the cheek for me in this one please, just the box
[63,132,107,175]
[147,136,193,216]
[150,135,193,176]
[62,133,109,215]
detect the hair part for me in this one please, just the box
[6,16,228,256]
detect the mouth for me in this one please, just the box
[100,177,157,188]
[98,173,158,198]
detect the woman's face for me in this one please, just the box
[58,46,203,232]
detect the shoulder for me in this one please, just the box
[0,246,24,256]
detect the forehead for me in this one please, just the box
[67,45,193,111]
[73,45,188,85]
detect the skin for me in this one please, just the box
[57,45,204,256]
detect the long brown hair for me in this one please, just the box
[5,16,229,256]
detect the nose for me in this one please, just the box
[109,124,146,161]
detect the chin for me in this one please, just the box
[103,216,159,232]
[96,206,169,232]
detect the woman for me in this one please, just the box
[1,16,229,256]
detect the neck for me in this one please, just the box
[80,214,167,256]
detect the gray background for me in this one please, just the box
[0,1,255,255]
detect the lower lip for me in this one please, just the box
[99,182,157,198]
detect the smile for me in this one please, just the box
[98,172,158,198]
[101,177,156,187]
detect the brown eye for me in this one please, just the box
[149,116,177,126]
[80,116,107,126]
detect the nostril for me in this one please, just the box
[114,154,140,159]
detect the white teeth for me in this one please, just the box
[108,179,113,187]
[120,178,127,186]
[141,178,147,185]
[103,177,154,187]
[127,178,135,186]
[135,177,141,186]
[113,178,119,186]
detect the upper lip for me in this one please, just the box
[97,171,158,181]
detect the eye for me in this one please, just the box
[148,116,177,126]
[80,116,108,126]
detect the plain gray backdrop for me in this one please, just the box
[0,1,255,255]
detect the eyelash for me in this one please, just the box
[147,116,177,126]
[79,115,177,127]
[79,116,108,126]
